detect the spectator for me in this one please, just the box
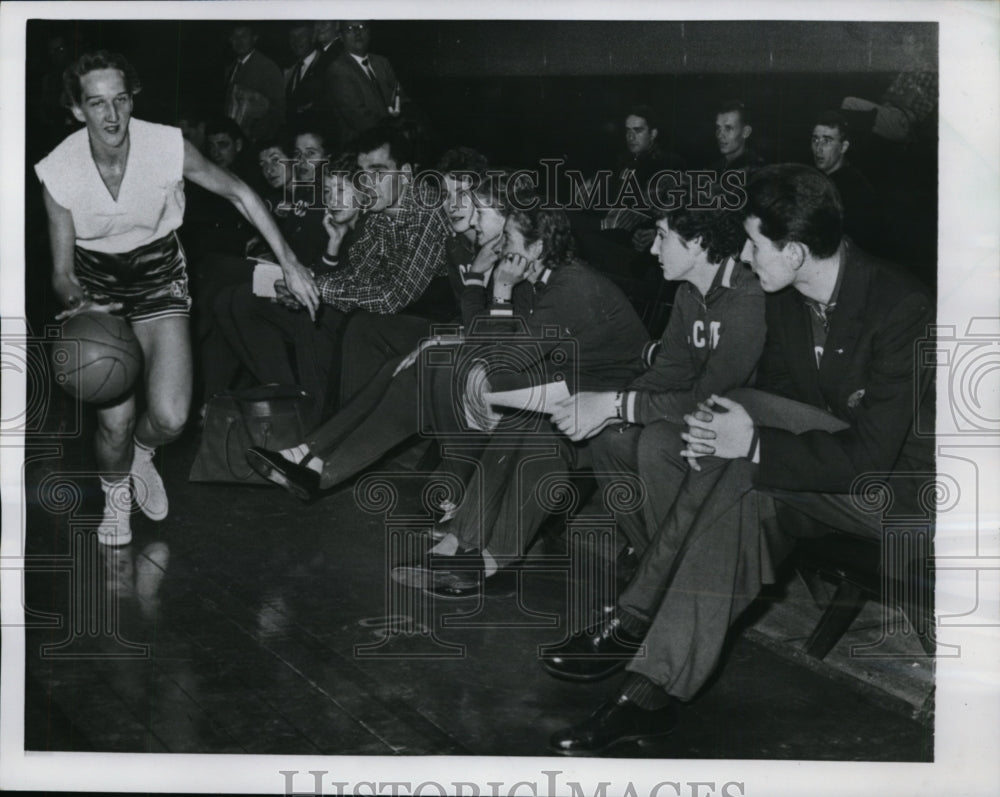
[323,21,404,144]
[810,111,882,252]
[215,125,450,419]
[842,29,937,144]
[196,136,337,410]
[337,146,491,405]
[708,100,764,175]
[285,22,325,127]
[224,23,286,143]
[565,197,765,562]
[542,164,933,756]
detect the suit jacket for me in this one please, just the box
[225,50,286,142]
[754,240,934,497]
[314,38,344,74]
[324,51,399,144]
[285,50,326,120]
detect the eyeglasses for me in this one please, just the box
[343,24,368,34]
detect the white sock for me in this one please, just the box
[303,456,323,474]
[429,533,459,556]
[482,547,498,577]
[281,444,310,464]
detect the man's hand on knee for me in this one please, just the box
[681,395,756,463]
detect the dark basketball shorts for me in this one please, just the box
[74,232,191,323]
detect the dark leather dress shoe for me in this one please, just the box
[246,447,320,502]
[549,692,678,755]
[540,615,644,682]
[391,550,517,599]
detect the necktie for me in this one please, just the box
[289,59,304,94]
[360,56,378,84]
[360,57,388,107]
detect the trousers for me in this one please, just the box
[616,390,886,701]
[215,281,346,421]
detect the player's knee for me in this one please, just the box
[147,402,189,439]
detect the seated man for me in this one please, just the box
[542,164,934,755]
[572,106,686,275]
[337,146,491,405]
[218,124,450,420]
[601,106,686,238]
[810,110,882,253]
[708,100,765,177]
[554,197,766,560]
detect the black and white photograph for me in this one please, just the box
[1,1,997,795]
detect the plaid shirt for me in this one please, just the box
[883,70,938,122]
[316,184,449,313]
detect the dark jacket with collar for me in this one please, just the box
[623,257,765,425]
[754,240,934,496]
[285,49,327,119]
[225,50,285,140]
[324,51,399,143]
[461,259,649,394]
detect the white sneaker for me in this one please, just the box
[97,477,133,546]
[130,439,168,521]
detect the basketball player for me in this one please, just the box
[34,51,320,545]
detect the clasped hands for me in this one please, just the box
[680,395,755,471]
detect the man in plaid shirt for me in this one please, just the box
[316,124,449,313]
[213,125,449,420]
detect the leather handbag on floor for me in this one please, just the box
[189,384,315,484]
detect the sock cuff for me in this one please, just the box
[619,672,673,709]
[133,437,156,454]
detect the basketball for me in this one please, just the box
[51,312,143,404]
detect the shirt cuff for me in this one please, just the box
[622,390,639,424]
[642,340,661,367]
[459,265,488,287]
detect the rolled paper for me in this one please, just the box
[484,380,570,415]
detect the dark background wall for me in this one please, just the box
[26,19,934,167]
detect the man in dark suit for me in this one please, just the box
[224,23,286,144]
[323,21,402,145]
[284,22,325,127]
[312,20,344,70]
[542,163,934,754]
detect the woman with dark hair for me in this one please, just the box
[35,50,319,545]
